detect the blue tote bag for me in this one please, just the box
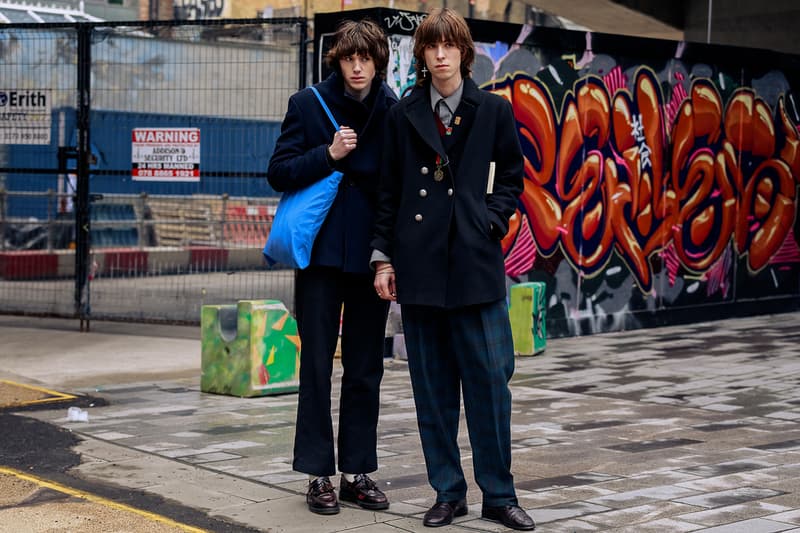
[263,87,343,269]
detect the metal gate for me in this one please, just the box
[0,18,307,327]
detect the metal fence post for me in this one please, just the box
[0,188,5,252]
[138,191,147,248]
[293,17,309,317]
[46,188,55,252]
[219,193,228,248]
[75,23,92,332]
[299,18,308,91]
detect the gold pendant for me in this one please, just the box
[434,168,444,181]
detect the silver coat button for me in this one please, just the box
[414,213,423,222]
[419,188,428,197]
[421,166,429,175]
[447,188,454,196]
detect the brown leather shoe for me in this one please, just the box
[423,498,467,527]
[306,476,340,515]
[339,474,389,510]
[481,504,535,530]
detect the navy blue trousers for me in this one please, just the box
[293,265,389,477]
[402,299,518,507]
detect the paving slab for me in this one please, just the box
[0,312,799,531]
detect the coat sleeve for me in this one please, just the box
[370,108,401,258]
[267,95,335,193]
[486,98,524,238]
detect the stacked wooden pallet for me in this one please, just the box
[146,196,223,247]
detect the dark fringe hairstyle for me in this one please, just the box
[325,18,390,79]
[413,8,475,85]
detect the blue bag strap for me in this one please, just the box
[310,86,340,130]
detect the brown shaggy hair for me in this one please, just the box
[413,8,475,85]
[325,18,390,79]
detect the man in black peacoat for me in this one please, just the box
[371,8,534,532]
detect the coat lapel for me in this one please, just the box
[404,86,447,160]
[441,79,483,178]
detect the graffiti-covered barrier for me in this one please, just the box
[201,299,300,397]
[319,9,800,338]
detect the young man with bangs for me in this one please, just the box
[268,18,397,515]
[371,8,535,531]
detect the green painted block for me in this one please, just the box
[509,282,546,356]
[201,299,300,397]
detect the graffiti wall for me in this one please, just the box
[315,9,800,337]
[173,0,230,20]
[487,29,800,336]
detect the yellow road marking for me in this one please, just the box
[0,466,208,532]
[0,379,77,405]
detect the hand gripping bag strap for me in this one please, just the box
[263,89,343,269]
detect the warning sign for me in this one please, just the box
[132,127,200,181]
[0,89,52,145]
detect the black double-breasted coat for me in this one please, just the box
[371,78,523,307]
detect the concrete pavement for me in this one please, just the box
[1,311,800,532]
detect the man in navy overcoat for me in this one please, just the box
[371,8,535,532]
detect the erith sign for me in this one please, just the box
[0,89,52,145]
[132,127,201,181]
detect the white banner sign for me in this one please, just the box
[0,89,52,145]
[132,128,200,181]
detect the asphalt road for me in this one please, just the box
[0,408,262,533]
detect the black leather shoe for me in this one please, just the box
[481,505,535,530]
[339,474,389,510]
[423,498,468,527]
[307,476,340,515]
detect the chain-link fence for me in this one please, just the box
[0,19,308,325]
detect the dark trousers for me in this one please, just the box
[293,265,389,477]
[402,299,518,507]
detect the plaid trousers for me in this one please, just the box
[402,299,519,507]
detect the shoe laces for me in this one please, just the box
[352,473,378,490]
[310,476,334,494]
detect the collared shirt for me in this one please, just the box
[430,81,463,126]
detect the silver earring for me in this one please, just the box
[421,65,429,77]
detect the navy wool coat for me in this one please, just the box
[268,72,398,274]
[371,78,523,307]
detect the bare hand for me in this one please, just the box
[373,261,396,301]
[328,126,357,161]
